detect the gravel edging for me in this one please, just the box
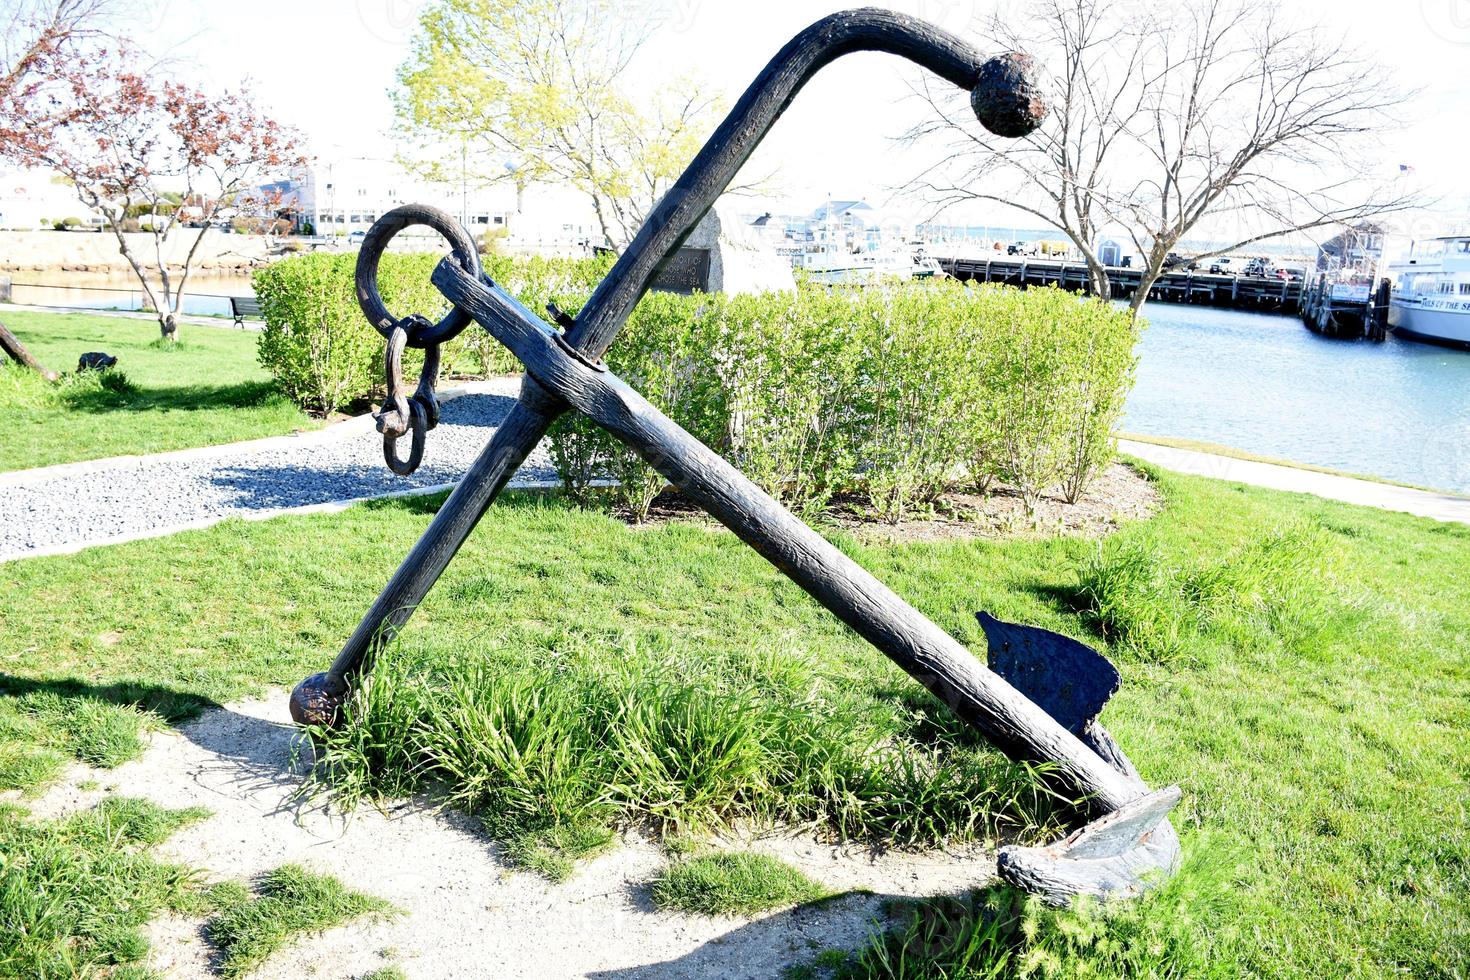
[0,378,558,561]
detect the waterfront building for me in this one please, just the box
[263,157,602,254]
[1317,223,1385,273]
[0,168,95,231]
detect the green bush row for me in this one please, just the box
[252,251,610,415]
[553,281,1139,521]
[254,252,1137,517]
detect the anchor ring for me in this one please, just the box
[355,204,482,348]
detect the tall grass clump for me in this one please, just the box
[307,640,1064,878]
[651,851,830,915]
[1,360,137,413]
[0,798,207,977]
[1075,519,1363,662]
[18,690,154,768]
[205,864,393,978]
[836,835,1248,979]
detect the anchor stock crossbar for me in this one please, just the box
[289,7,1181,904]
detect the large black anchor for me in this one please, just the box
[290,8,1180,905]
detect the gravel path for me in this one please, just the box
[0,379,558,561]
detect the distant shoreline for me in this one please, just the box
[0,228,275,275]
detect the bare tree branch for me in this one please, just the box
[900,0,1420,314]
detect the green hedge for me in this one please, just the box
[553,282,1139,522]
[254,252,1137,520]
[252,252,612,415]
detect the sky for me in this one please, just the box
[118,0,1470,238]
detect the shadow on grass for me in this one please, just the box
[62,379,288,415]
[0,673,218,724]
[0,673,316,808]
[1025,581,1093,620]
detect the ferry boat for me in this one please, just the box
[1386,236,1470,349]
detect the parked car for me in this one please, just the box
[348,230,367,245]
[1162,252,1198,272]
[1207,257,1233,275]
[1243,258,1271,277]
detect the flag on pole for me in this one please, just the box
[1399,163,1416,174]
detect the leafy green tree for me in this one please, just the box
[395,0,725,248]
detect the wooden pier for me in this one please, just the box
[935,255,1301,311]
[934,255,1393,341]
[1299,274,1391,342]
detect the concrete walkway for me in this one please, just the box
[0,300,253,330]
[1119,439,1470,526]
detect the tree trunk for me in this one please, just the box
[0,319,58,380]
[1129,273,1160,317]
[1087,262,1112,302]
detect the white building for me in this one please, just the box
[0,168,90,231]
[267,157,602,254]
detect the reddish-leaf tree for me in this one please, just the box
[1,0,109,107]
[2,50,306,341]
[1,1,111,377]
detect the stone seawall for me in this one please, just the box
[0,229,275,273]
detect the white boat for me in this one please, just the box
[1386,236,1470,349]
[796,246,942,284]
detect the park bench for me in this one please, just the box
[230,295,263,328]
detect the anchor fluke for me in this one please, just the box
[978,613,1182,904]
[998,785,1183,905]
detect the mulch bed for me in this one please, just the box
[616,461,1161,542]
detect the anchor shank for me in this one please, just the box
[434,260,1146,812]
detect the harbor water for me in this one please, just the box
[1124,303,1470,496]
[7,271,256,318]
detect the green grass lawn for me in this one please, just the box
[652,852,831,916]
[0,467,1466,977]
[204,865,393,978]
[0,310,314,472]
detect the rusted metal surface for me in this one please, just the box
[291,9,1182,905]
[288,671,347,728]
[970,52,1045,138]
[353,204,476,475]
